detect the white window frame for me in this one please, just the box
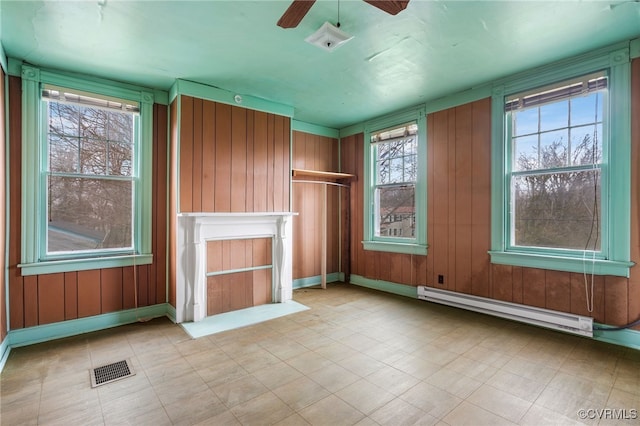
[489,46,633,277]
[19,64,154,275]
[363,107,427,255]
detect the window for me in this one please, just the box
[363,107,427,255]
[44,87,138,255]
[373,122,417,240]
[507,74,605,253]
[19,65,154,275]
[489,45,633,276]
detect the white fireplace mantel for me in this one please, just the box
[175,212,296,323]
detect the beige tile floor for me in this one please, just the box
[1,283,639,425]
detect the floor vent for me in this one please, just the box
[90,359,135,388]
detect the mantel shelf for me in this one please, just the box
[292,168,356,181]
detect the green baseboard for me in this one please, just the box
[349,274,418,298]
[593,327,640,350]
[8,304,169,349]
[293,273,344,289]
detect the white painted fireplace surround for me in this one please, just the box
[175,212,296,323]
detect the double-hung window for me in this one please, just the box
[363,108,427,255]
[489,46,633,276]
[19,64,154,275]
[507,73,606,253]
[44,87,138,254]
[372,122,418,239]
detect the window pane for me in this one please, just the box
[48,176,133,253]
[514,108,538,136]
[540,100,568,131]
[49,134,79,173]
[570,92,603,126]
[512,169,600,250]
[107,112,134,143]
[571,124,602,165]
[49,102,80,136]
[108,141,133,176]
[79,107,109,140]
[513,134,538,171]
[376,185,415,238]
[80,138,108,175]
[540,129,568,168]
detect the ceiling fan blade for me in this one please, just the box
[363,0,410,15]
[277,0,317,28]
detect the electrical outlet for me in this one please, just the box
[438,275,444,284]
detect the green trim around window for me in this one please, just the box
[19,254,153,276]
[362,106,427,256]
[19,64,155,275]
[489,42,633,277]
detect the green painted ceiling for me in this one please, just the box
[1,1,639,129]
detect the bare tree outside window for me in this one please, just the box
[46,92,137,254]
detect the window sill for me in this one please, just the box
[19,254,153,276]
[362,241,427,255]
[488,251,633,277]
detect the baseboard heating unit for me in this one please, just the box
[417,286,593,337]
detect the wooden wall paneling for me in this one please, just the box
[282,117,291,212]
[202,99,216,212]
[544,270,571,313]
[23,276,38,327]
[231,106,247,212]
[215,103,232,212]
[207,240,224,273]
[491,264,513,302]
[169,99,178,307]
[512,266,524,304]
[273,115,286,212]
[415,254,427,286]
[229,239,248,270]
[137,264,149,307]
[570,273,605,321]
[207,276,223,316]
[100,268,123,313]
[603,276,629,326]
[401,254,414,286]
[253,111,268,212]
[37,273,65,325]
[221,240,232,271]
[245,111,255,213]
[521,268,546,308]
[266,115,275,212]
[454,104,473,294]
[628,280,640,330]
[431,110,450,289]
[122,266,136,310]
[64,272,78,320]
[470,98,492,297]
[74,260,104,316]
[329,185,339,273]
[9,277,24,329]
[179,95,194,212]
[389,253,403,283]
[253,237,271,267]
[152,104,165,304]
[355,134,366,276]
[192,97,204,211]
[8,76,23,329]
[253,268,271,306]
[446,109,458,292]
[426,114,435,287]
